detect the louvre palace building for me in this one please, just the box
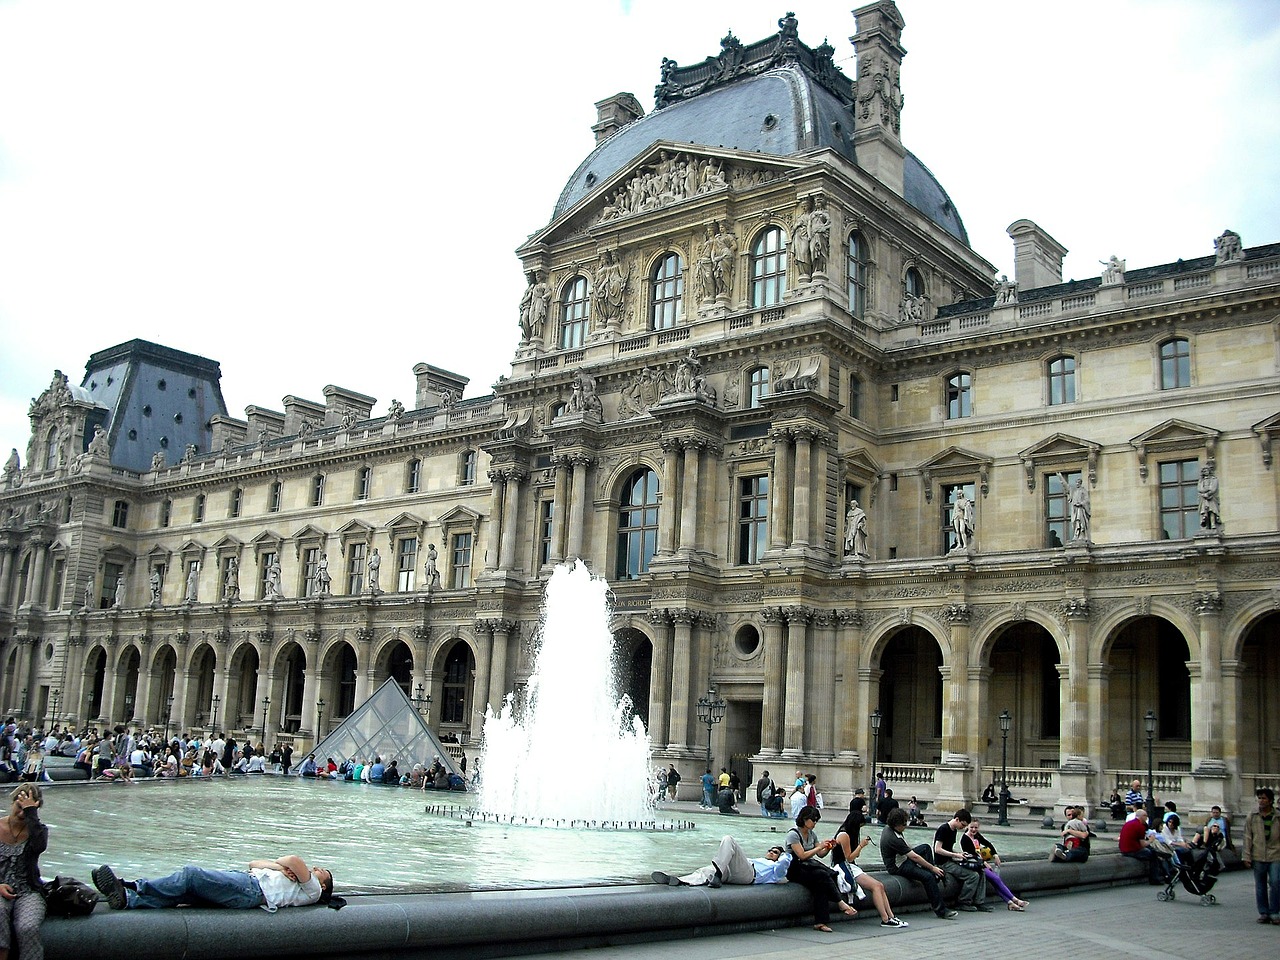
[1,3,1277,815]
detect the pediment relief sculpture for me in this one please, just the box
[594,150,781,226]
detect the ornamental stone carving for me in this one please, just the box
[597,150,730,224]
[355,627,374,643]
[518,269,552,344]
[1213,229,1242,264]
[1059,598,1091,620]
[1193,591,1223,614]
[941,603,970,625]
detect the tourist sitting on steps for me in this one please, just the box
[93,856,338,912]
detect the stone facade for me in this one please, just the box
[1,4,1277,816]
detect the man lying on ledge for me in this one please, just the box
[92,856,334,912]
[651,836,790,887]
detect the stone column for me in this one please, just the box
[1220,659,1242,781]
[209,648,230,733]
[484,470,506,573]
[549,457,570,564]
[1191,591,1226,773]
[667,610,695,750]
[1086,663,1111,774]
[499,468,527,572]
[98,644,119,726]
[678,438,703,554]
[299,635,321,737]
[808,611,836,755]
[940,605,972,764]
[657,440,681,556]
[0,544,14,609]
[486,620,514,719]
[254,667,274,739]
[470,623,493,738]
[170,644,191,735]
[133,639,155,728]
[768,430,792,550]
[760,608,786,754]
[646,609,672,745]
[790,429,813,548]
[835,611,864,758]
[27,540,50,609]
[566,455,592,561]
[781,606,811,755]
[858,665,883,791]
[1059,600,1092,769]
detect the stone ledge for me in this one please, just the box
[40,855,1170,960]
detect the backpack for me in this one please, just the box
[44,876,98,917]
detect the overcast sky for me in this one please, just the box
[1,0,1278,458]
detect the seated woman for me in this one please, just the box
[907,796,927,827]
[831,804,907,927]
[786,805,858,932]
[1159,813,1194,865]
[0,785,48,960]
[962,819,1029,911]
[981,782,998,804]
[246,753,267,774]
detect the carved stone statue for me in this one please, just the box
[565,370,603,417]
[694,221,736,302]
[844,500,869,558]
[150,451,166,472]
[1100,255,1125,286]
[341,408,359,431]
[951,490,974,551]
[386,399,405,422]
[423,544,440,590]
[367,548,382,595]
[315,553,331,596]
[1214,229,1243,264]
[673,348,702,394]
[994,274,1018,305]
[856,54,904,134]
[264,557,282,600]
[114,574,125,608]
[793,196,832,279]
[183,443,198,463]
[2,449,19,490]
[1198,464,1221,530]
[149,568,161,607]
[592,250,630,326]
[84,579,94,610]
[223,557,240,602]
[1058,473,1091,542]
[899,292,925,324]
[185,562,200,603]
[519,270,552,343]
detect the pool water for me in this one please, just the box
[39,779,1092,894]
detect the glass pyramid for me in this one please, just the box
[308,677,462,777]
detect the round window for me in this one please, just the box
[734,624,762,658]
[44,643,55,662]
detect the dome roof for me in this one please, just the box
[552,40,967,243]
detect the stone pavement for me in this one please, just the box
[516,869,1271,960]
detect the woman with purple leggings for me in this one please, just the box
[962,819,1029,911]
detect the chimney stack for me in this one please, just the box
[1007,219,1067,292]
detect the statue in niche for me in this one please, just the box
[150,451,166,472]
[367,548,382,595]
[994,274,1018,305]
[423,544,440,590]
[844,500,869,558]
[315,553,331,596]
[149,568,161,607]
[1197,464,1221,530]
[114,574,125,608]
[1099,255,1125,285]
[793,196,832,279]
[215,558,234,603]
[84,579,95,610]
[386,399,405,422]
[1214,229,1242,264]
[87,425,110,459]
[1057,472,1091,542]
[264,557,282,600]
[696,221,735,301]
[672,348,702,394]
[519,269,551,343]
[951,490,974,551]
[592,249,630,325]
[185,562,200,603]
[2,449,19,490]
[899,292,924,324]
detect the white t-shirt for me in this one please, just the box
[250,869,322,912]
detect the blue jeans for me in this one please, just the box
[890,843,946,915]
[128,866,264,909]
[1253,860,1280,919]
[701,788,713,807]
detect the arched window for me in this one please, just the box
[905,265,924,298]
[1047,355,1076,405]
[1159,338,1190,389]
[750,226,788,307]
[946,372,972,419]
[848,232,868,318]
[616,468,659,580]
[651,253,684,329]
[559,276,590,349]
[442,642,473,724]
[747,365,770,409]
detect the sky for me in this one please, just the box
[1,0,1278,457]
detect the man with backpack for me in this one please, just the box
[756,770,775,817]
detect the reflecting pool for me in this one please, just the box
[39,779,1082,894]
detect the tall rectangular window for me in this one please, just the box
[355,467,371,500]
[538,499,555,567]
[193,494,205,523]
[1045,471,1081,547]
[406,459,421,494]
[346,542,366,594]
[460,450,477,485]
[301,547,319,597]
[1158,459,1199,539]
[848,374,862,420]
[49,559,66,609]
[101,562,123,608]
[396,537,418,591]
[311,475,325,507]
[161,499,173,528]
[230,488,242,518]
[946,372,972,419]
[1160,338,1190,390]
[112,500,129,528]
[269,482,282,513]
[1047,356,1076,405]
[451,533,473,589]
[737,475,769,565]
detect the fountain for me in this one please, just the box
[466,561,673,829]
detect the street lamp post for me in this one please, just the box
[210,695,220,734]
[695,688,727,784]
[869,709,882,809]
[261,697,271,738]
[316,699,325,739]
[411,683,433,719]
[50,688,61,727]
[997,709,1012,826]
[1144,710,1157,818]
[163,694,174,744]
[124,693,134,723]
[20,688,27,720]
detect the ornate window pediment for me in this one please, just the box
[841,448,883,505]
[918,446,993,502]
[249,529,285,558]
[1130,419,1219,481]
[1252,411,1280,469]
[1018,433,1101,490]
[336,518,374,550]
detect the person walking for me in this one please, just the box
[755,770,774,817]
[1243,787,1280,924]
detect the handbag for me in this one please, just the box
[44,876,99,917]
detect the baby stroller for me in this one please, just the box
[1157,843,1222,906]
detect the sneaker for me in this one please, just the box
[651,871,681,887]
[974,904,993,912]
[708,874,722,889]
[881,916,908,928]
[956,903,978,912]
[92,864,127,910]
[936,909,958,920]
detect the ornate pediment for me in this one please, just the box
[1129,419,1219,480]
[437,505,481,526]
[918,446,993,501]
[211,534,243,551]
[383,512,428,534]
[1018,433,1101,490]
[289,523,328,543]
[1252,411,1280,469]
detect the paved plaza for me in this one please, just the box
[518,869,1270,960]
